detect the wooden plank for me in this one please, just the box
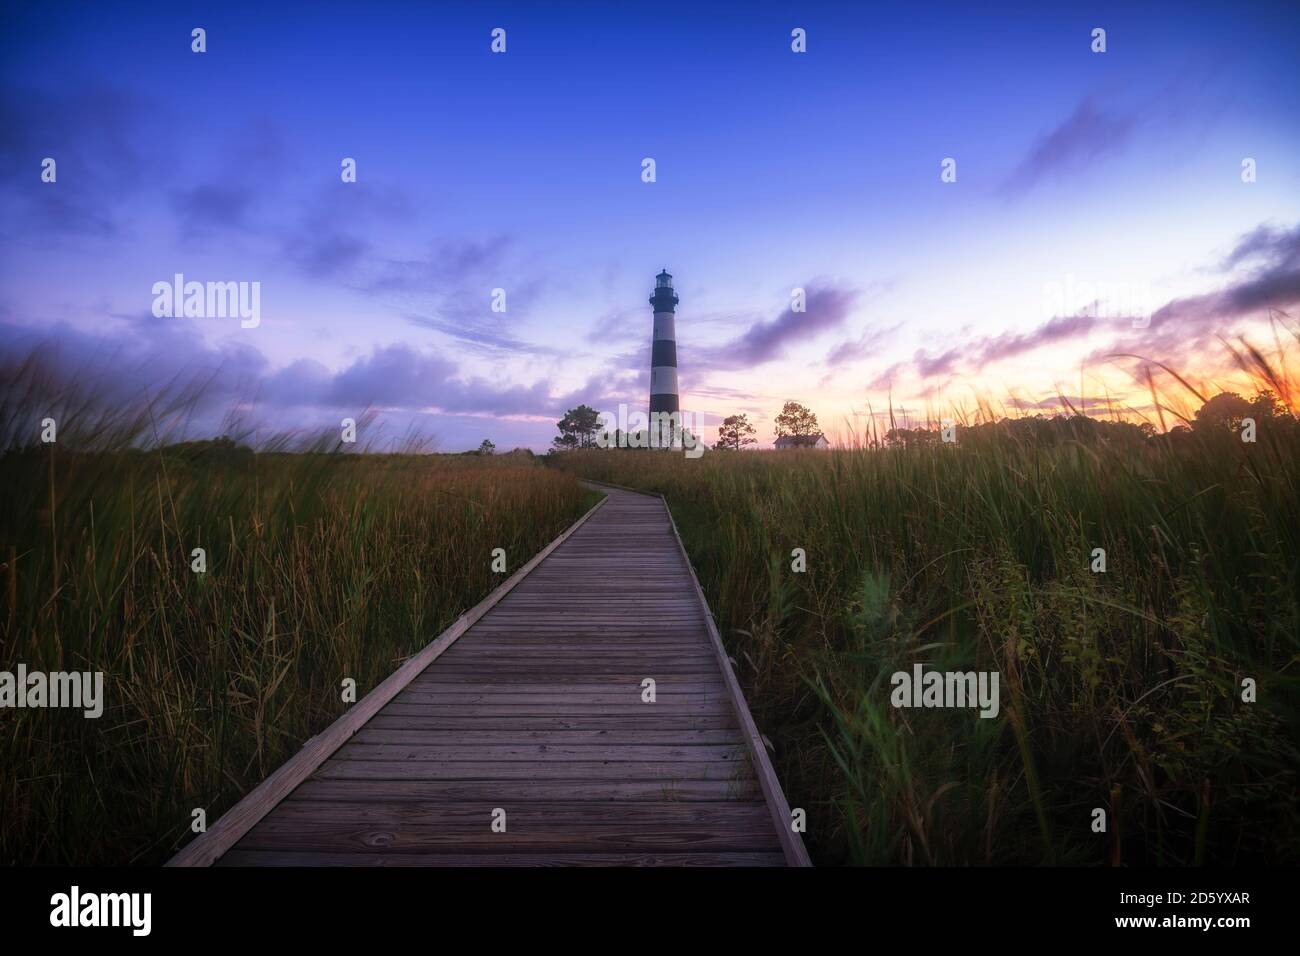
[313,760,755,781]
[628,481,814,868]
[432,647,717,658]
[425,652,716,662]
[165,494,609,867]
[399,676,723,688]
[348,728,745,745]
[418,664,722,674]
[265,800,773,825]
[410,646,711,656]
[458,635,708,641]
[363,714,741,731]
[375,702,737,717]
[328,744,750,762]
[288,778,761,802]
[217,850,786,867]
[388,692,731,705]
[237,803,778,853]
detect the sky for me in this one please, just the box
[2,0,1299,450]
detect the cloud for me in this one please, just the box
[915,346,963,379]
[825,320,901,368]
[273,182,410,280]
[1007,394,1127,413]
[977,313,1100,365]
[825,339,869,366]
[871,221,1300,395]
[687,383,765,405]
[880,313,1107,387]
[1219,221,1300,272]
[367,236,510,295]
[0,314,613,443]
[587,307,640,346]
[311,344,621,418]
[351,236,558,358]
[167,122,294,241]
[0,311,275,446]
[1096,220,1300,367]
[1,79,558,366]
[172,183,258,236]
[1147,267,1300,333]
[321,345,456,408]
[1000,97,1135,197]
[298,234,372,278]
[866,361,908,392]
[0,84,165,238]
[275,188,563,361]
[705,281,861,369]
[864,296,1126,393]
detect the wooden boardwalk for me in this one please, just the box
[171,484,809,867]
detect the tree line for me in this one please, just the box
[546,390,1296,453]
[545,401,822,451]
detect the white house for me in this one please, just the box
[773,434,830,450]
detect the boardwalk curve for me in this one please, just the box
[170,483,809,867]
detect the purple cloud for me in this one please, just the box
[1000,97,1135,197]
[0,314,621,448]
[915,347,963,379]
[978,313,1100,365]
[872,221,1300,393]
[882,313,1105,386]
[825,319,901,368]
[866,361,908,392]
[1218,222,1300,271]
[172,183,257,236]
[706,282,861,369]
[1096,220,1300,367]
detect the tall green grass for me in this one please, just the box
[0,383,594,864]
[555,411,1300,865]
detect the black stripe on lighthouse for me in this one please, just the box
[651,339,677,368]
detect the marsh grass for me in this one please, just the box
[556,394,1300,865]
[0,355,595,864]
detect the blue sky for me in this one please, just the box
[3,0,1299,449]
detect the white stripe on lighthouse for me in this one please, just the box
[650,365,679,395]
[653,312,676,341]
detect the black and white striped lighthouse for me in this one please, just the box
[648,270,680,438]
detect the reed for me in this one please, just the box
[0,371,594,863]
[555,388,1300,864]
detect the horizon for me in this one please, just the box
[3,1,1299,452]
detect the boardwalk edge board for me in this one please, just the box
[165,494,609,868]
[582,480,813,867]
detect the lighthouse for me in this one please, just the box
[648,269,680,446]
